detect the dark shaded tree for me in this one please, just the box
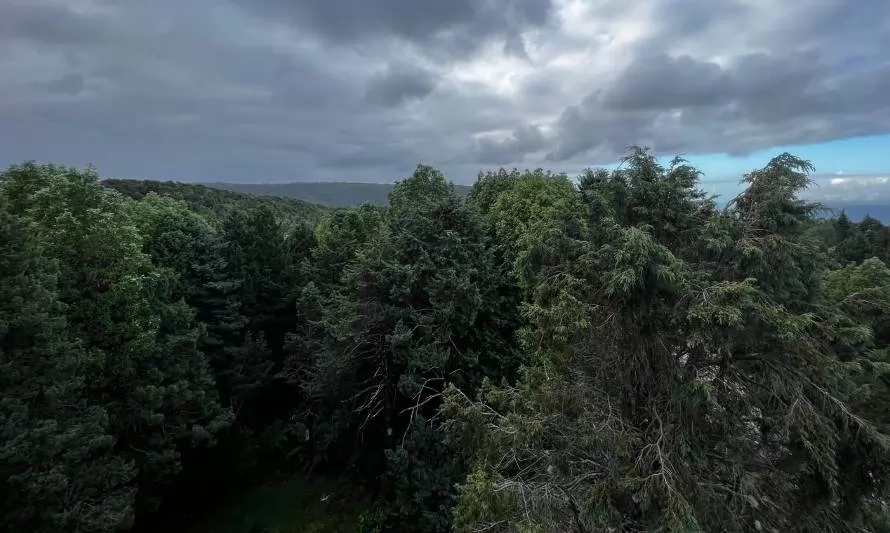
[0,163,230,515]
[302,166,520,531]
[0,206,136,533]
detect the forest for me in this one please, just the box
[3,148,890,533]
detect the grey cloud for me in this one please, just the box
[531,0,890,164]
[546,100,652,162]
[233,0,554,59]
[365,64,438,107]
[546,47,890,162]
[38,74,85,95]
[1,0,889,185]
[0,2,109,46]
[602,53,731,111]
[475,125,546,165]
[639,0,749,54]
[652,0,743,35]
[0,0,400,180]
[503,34,531,60]
[1,0,505,182]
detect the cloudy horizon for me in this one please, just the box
[1,0,889,200]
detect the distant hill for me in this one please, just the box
[204,181,472,207]
[103,179,330,225]
[711,201,890,224]
[818,203,890,223]
[107,179,890,226]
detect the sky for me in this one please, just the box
[1,0,889,200]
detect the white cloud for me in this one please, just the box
[807,175,890,202]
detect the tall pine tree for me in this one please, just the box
[0,163,230,515]
[0,206,136,532]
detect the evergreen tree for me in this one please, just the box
[449,150,890,533]
[5,147,890,533]
[308,204,383,290]
[128,193,252,412]
[221,207,295,358]
[0,206,136,532]
[0,163,230,514]
[835,210,853,243]
[466,168,522,216]
[303,165,519,531]
[218,206,308,429]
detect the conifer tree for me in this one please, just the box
[449,150,890,533]
[0,163,230,513]
[0,206,136,532]
[303,165,519,530]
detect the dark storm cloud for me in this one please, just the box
[0,0,397,180]
[0,0,550,181]
[365,63,439,107]
[0,0,888,185]
[602,53,732,111]
[235,0,554,59]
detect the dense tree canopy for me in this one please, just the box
[2,152,890,532]
[448,151,890,533]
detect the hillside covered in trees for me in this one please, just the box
[203,181,471,208]
[3,150,890,533]
[103,179,330,226]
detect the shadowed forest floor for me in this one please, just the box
[160,479,367,533]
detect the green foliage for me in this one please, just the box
[104,178,329,228]
[0,206,136,532]
[5,149,890,533]
[308,204,383,290]
[832,210,890,265]
[381,416,464,532]
[1,162,230,517]
[299,165,520,530]
[484,169,586,302]
[466,168,522,215]
[355,506,386,533]
[449,149,890,533]
[205,180,471,208]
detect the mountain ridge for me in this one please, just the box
[109,178,890,223]
[204,181,471,207]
